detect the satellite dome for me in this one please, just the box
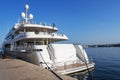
[21,12,25,18]
[25,4,29,10]
[29,14,33,19]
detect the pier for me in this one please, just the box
[0,56,76,80]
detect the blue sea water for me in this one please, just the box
[76,47,120,80]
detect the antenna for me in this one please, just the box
[25,4,29,23]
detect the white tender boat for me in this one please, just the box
[2,4,94,74]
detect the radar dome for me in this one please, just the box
[25,4,29,10]
[21,12,25,18]
[29,14,33,19]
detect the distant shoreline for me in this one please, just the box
[84,44,120,48]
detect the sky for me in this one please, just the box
[1,0,120,45]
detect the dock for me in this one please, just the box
[0,56,77,80]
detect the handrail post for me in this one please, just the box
[64,62,66,70]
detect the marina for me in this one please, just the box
[1,0,120,80]
[2,3,94,75]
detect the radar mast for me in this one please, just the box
[21,4,33,23]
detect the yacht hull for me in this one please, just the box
[3,44,95,74]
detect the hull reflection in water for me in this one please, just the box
[69,68,94,80]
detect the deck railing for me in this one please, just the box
[52,60,85,71]
[13,45,33,52]
[14,32,67,40]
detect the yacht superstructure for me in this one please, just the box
[2,4,94,74]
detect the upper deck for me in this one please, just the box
[4,4,68,44]
[14,23,58,34]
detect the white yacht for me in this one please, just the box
[2,4,94,74]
